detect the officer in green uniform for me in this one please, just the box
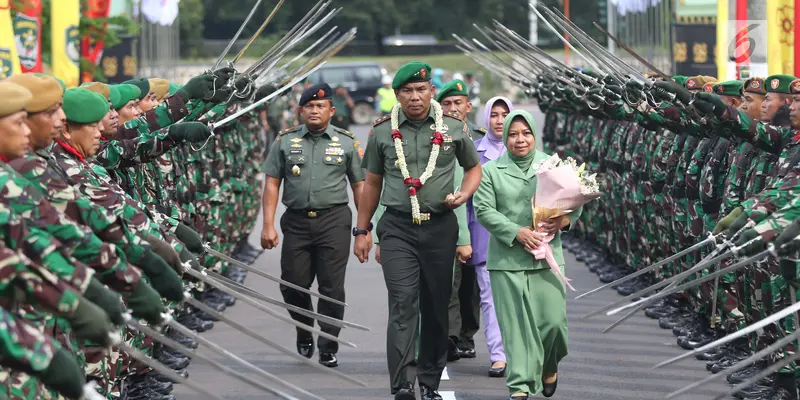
[331,85,355,131]
[261,83,365,368]
[436,79,484,360]
[353,62,482,400]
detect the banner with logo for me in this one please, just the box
[765,0,796,75]
[99,36,136,84]
[51,0,80,87]
[81,0,110,83]
[12,0,43,73]
[673,23,717,78]
[0,0,22,78]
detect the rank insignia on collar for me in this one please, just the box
[332,136,339,141]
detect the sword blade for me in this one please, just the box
[184,269,356,348]
[205,269,370,331]
[164,315,367,388]
[575,237,714,300]
[126,318,303,400]
[212,0,265,69]
[591,21,672,80]
[602,281,678,333]
[116,342,225,400]
[662,330,800,398]
[231,0,287,64]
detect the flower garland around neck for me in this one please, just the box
[390,99,445,224]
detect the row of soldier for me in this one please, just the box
[536,69,800,399]
[0,66,283,400]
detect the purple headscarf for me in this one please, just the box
[477,96,513,161]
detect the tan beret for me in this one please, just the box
[149,78,170,99]
[685,75,718,90]
[0,81,33,118]
[5,73,63,113]
[81,82,111,101]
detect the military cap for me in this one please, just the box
[392,61,432,89]
[35,73,65,90]
[6,73,63,113]
[168,82,181,96]
[108,85,121,107]
[435,79,469,103]
[63,88,110,124]
[81,82,111,100]
[744,77,766,95]
[790,79,800,95]
[672,75,689,86]
[110,84,141,109]
[702,82,715,93]
[149,78,170,99]
[712,80,744,97]
[0,81,33,118]
[299,83,332,106]
[765,74,797,94]
[122,78,150,99]
[685,76,717,90]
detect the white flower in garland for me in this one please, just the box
[390,99,446,224]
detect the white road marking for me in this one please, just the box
[441,391,457,400]
[441,366,450,380]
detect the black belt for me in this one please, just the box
[287,204,346,218]
[385,207,451,222]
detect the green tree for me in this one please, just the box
[179,0,205,57]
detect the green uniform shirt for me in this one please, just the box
[363,106,480,213]
[332,95,351,118]
[467,120,487,142]
[264,123,366,209]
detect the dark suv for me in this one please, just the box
[306,61,387,125]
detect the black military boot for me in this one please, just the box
[677,329,719,350]
[165,327,199,350]
[727,360,768,384]
[659,312,694,329]
[733,383,774,399]
[126,376,173,396]
[177,312,214,332]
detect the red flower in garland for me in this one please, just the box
[404,177,412,185]
[794,131,800,142]
[431,132,444,146]
[392,129,403,140]
[408,187,417,196]
[404,177,423,189]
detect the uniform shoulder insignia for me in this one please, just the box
[478,127,488,133]
[332,126,355,138]
[444,110,462,120]
[279,126,301,136]
[373,115,391,127]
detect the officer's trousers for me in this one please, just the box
[448,261,480,347]
[377,209,458,392]
[279,204,351,353]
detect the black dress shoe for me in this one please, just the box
[319,352,338,368]
[297,339,314,359]
[447,337,461,362]
[542,375,558,398]
[394,382,415,400]
[488,364,506,377]
[419,384,443,400]
[458,347,476,359]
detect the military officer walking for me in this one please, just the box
[261,83,365,368]
[353,62,482,400]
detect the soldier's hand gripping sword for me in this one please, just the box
[582,223,754,320]
[201,242,347,306]
[182,267,356,349]
[203,268,370,331]
[125,315,308,400]
[575,231,722,300]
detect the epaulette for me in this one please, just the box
[279,126,301,136]
[476,127,488,134]
[373,115,391,127]
[443,110,462,120]
[332,126,355,139]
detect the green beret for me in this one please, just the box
[122,78,150,100]
[63,88,110,124]
[108,85,121,108]
[168,83,181,96]
[744,77,766,95]
[765,74,797,94]
[110,84,141,109]
[712,80,744,97]
[35,73,65,90]
[392,61,432,89]
[790,79,800,95]
[435,79,469,102]
[672,75,689,86]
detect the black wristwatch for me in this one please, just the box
[352,223,373,237]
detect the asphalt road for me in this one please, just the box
[173,106,734,399]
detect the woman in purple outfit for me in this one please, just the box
[466,96,512,377]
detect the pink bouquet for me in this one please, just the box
[529,154,601,291]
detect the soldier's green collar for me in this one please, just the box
[300,123,335,139]
[396,105,435,127]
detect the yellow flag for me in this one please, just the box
[766,0,794,75]
[50,0,80,87]
[0,0,22,78]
